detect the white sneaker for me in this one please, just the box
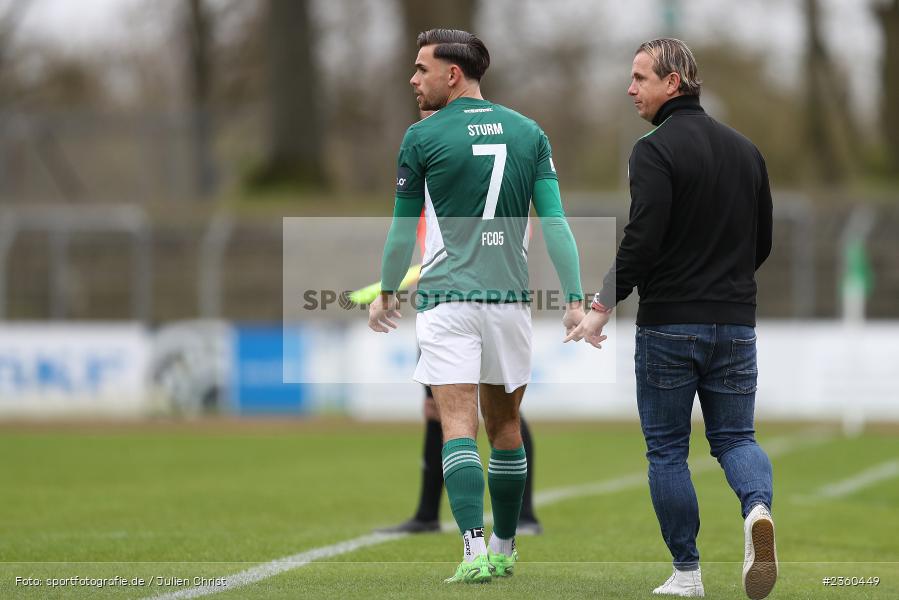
[652,567,705,597]
[743,504,778,599]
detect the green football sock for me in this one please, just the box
[487,445,528,540]
[442,438,485,533]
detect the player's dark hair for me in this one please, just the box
[416,28,490,81]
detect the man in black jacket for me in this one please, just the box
[566,38,776,600]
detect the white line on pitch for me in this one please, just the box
[149,428,833,599]
[151,532,406,599]
[812,458,899,499]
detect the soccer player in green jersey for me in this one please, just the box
[368,29,585,583]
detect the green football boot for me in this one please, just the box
[444,554,493,583]
[487,549,518,577]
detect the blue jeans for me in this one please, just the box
[635,323,773,571]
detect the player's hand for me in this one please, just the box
[562,300,586,335]
[368,293,401,333]
[563,308,610,348]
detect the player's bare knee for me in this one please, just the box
[438,410,478,441]
[442,426,477,444]
[485,419,522,450]
[491,431,523,451]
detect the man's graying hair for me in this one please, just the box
[417,28,490,81]
[637,38,702,96]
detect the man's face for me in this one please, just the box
[627,51,678,122]
[410,45,451,111]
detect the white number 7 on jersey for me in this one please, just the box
[472,144,507,220]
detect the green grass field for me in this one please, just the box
[0,421,897,599]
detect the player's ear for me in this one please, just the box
[667,72,681,95]
[448,64,463,87]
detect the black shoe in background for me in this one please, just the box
[517,517,544,536]
[374,518,441,534]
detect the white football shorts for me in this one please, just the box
[413,301,532,393]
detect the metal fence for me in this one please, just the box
[0,196,895,323]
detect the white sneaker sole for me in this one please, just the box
[652,588,704,597]
[743,517,777,599]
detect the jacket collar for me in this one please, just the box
[651,95,703,126]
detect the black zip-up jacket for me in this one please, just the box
[598,95,773,326]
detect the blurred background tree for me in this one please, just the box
[876,0,899,177]
[398,0,477,120]
[184,0,216,198]
[803,0,859,186]
[1,0,898,321]
[245,0,325,191]
[0,0,895,200]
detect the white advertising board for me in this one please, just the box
[343,320,899,422]
[0,323,150,417]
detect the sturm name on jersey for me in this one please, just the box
[468,123,504,136]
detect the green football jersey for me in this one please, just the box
[393,97,558,311]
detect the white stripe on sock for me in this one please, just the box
[487,463,528,471]
[442,451,481,467]
[443,450,480,461]
[444,463,481,476]
[443,456,481,471]
[442,457,482,473]
[442,458,480,472]
[489,458,527,466]
[442,451,480,469]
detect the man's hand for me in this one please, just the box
[562,300,586,335]
[368,293,401,333]
[563,308,611,348]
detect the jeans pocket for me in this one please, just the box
[643,329,696,389]
[724,336,758,394]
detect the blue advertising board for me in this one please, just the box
[230,325,307,415]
